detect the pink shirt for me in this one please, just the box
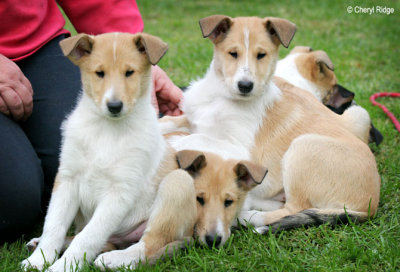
[0,0,144,61]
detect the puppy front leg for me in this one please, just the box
[49,194,132,272]
[95,169,197,269]
[21,176,79,271]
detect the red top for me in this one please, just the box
[0,0,144,61]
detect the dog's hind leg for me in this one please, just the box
[238,206,300,228]
[94,169,197,269]
[240,133,379,232]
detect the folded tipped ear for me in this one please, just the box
[176,150,207,177]
[135,33,168,65]
[264,17,296,48]
[313,50,334,72]
[323,84,355,114]
[59,34,94,64]
[234,161,268,191]
[199,15,232,43]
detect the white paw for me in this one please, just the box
[254,226,269,234]
[21,249,55,271]
[26,237,41,252]
[94,242,145,270]
[47,257,80,272]
[21,258,44,271]
[238,210,265,228]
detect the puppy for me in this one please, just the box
[275,45,383,145]
[22,32,173,271]
[93,150,266,269]
[167,15,380,232]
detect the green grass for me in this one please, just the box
[2,0,399,271]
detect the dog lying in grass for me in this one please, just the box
[93,150,267,269]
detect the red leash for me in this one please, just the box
[370,92,400,132]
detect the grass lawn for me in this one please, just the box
[1,0,399,271]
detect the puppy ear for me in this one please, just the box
[199,15,232,43]
[176,150,207,177]
[135,33,168,65]
[369,123,383,146]
[59,34,94,64]
[290,45,313,54]
[323,84,355,114]
[264,17,296,48]
[313,50,334,72]
[234,161,267,191]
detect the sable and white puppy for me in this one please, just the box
[161,16,294,163]
[94,150,266,269]
[21,32,172,272]
[165,15,380,232]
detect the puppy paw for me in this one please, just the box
[21,258,43,272]
[238,210,265,227]
[47,257,80,272]
[254,226,269,235]
[21,250,50,271]
[94,242,145,270]
[26,237,41,252]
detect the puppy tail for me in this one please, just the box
[340,105,371,143]
[257,208,368,234]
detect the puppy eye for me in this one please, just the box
[196,196,205,206]
[95,71,105,78]
[229,52,238,59]
[224,199,233,207]
[125,70,134,77]
[257,53,266,60]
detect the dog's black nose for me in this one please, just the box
[107,101,123,114]
[238,81,254,94]
[205,234,222,248]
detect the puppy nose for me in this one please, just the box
[205,234,222,248]
[107,100,123,114]
[238,81,254,94]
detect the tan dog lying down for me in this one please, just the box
[93,150,266,269]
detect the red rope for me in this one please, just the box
[370,92,400,132]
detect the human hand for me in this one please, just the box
[151,65,183,116]
[0,54,33,121]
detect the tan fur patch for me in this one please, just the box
[295,51,337,99]
[289,45,312,54]
[143,169,196,257]
[52,174,60,193]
